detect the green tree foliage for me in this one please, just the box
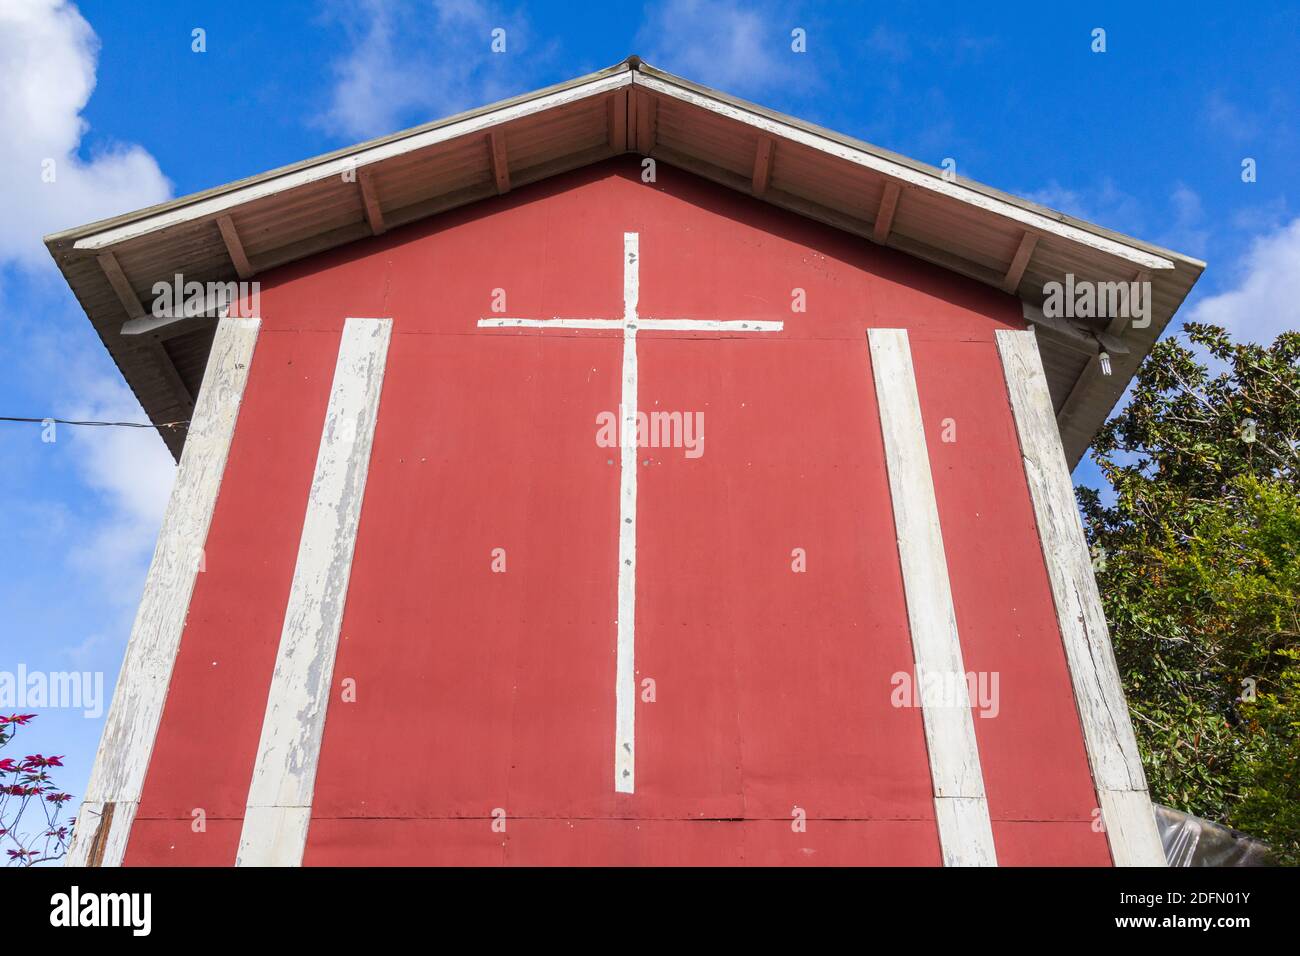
[1079,322,1300,864]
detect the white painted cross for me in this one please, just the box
[478,232,782,793]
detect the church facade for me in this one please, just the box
[48,58,1203,866]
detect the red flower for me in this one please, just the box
[0,758,16,772]
[0,714,36,726]
[22,754,63,768]
[45,792,72,804]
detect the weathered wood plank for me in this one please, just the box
[869,328,997,867]
[614,233,638,794]
[237,317,392,866]
[1101,789,1167,866]
[995,328,1164,866]
[64,317,262,867]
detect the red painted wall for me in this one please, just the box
[127,157,1109,866]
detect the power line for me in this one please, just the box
[0,416,189,430]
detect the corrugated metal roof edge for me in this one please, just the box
[44,55,1206,276]
[636,61,1206,273]
[43,59,634,248]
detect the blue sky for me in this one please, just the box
[2,0,1298,825]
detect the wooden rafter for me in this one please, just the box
[607,89,628,152]
[47,59,1198,471]
[488,129,511,194]
[99,251,197,415]
[634,89,657,154]
[216,215,253,279]
[97,251,145,318]
[1002,232,1038,293]
[357,169,386,235]
[873,181,901,244]
[752,137,774,195]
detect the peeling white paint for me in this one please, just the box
[615,232,638,793]
[238,317,392,867]
[475,232,783,795]
[869,328,996,867]
[65,317,261,868]
[996,329,1164,866]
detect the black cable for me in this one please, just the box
[0,416,189,429]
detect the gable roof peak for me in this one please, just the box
[45,58,1202,466]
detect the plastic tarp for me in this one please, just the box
[1154,804,1272,866]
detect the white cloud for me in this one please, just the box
[0,0,175,605]
[1229,196,1292,236]
[316,0,549,141]
[1023,178,1146,234]
[1186,217,1300,345]
[0,0,170,268]
[6,307,178,608]
[1161,183,1210,260]
[1202,91,1260,142]
[635,0,807,97]
[1022,179,1212,259]
[63,367,176,604]
[863,25,909,64]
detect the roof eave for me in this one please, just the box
[45,56,1204,468]
[43,57,637,250]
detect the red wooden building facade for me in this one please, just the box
[48,59,1203,867]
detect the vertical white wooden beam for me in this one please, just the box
[65,316,262,867]
[614,232,639,793]
[868,328,997,867]
[995,329,1164,866]
[237,317,392,866]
